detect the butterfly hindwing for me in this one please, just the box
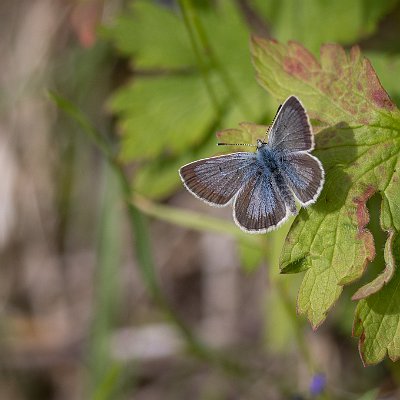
[179,153,257,206]
[268,96,313,153]
[281,152,325,206]
[233,171,288,233]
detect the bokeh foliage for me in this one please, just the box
[104,0,269,199]
[102,0,400,367]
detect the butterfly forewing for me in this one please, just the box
[179,153,257,206]
[268,96,313,152]
[233,172,288,232]
[281,152,324,206]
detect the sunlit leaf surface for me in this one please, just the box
[251,37,400,364]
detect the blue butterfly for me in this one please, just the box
[179,96,325,233]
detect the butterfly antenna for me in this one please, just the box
[266,104,282,136]
[217,142,257,147]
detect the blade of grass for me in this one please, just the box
[87,162,124,399]
[92,363,125,400]
[49,91,112,158]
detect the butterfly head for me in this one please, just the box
[256,139,266,150]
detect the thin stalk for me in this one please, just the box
[178,0,222,117]
[48,91,112,158]
[88,163,123,399]
[179,0,252,118]
[274,280,315,371]
[264,231,332,399]
[275,285,334,400]
[262,232,316,370]
[133,194,260,247]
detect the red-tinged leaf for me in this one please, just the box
[251,38,397,126]
[250,37,400,364]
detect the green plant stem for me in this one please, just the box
[179,0,252,118]
[178,0,222,117]
[275,285,333,400]
[263,232,319,376]
[274,280,315,371]
[133,194,260,247]
[265,229,332,399]
[48,91,112,158]
[88,163,122,399]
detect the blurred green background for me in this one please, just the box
[1,0,400,399]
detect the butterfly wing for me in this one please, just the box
[268,96,313,152]
[233,171,289,233]
[179,152,258,206]
[268,96,325,206]
[281,152,325,206]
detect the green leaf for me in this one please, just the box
[102,1,194,69]
[250,37,400,363]
[111,75,219,161]
[352,203,400,364]
[252,0,398,54]
[105,0,269,199]
[353,261,400,365]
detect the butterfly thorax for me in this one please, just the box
[256,143,297,214]
[256,143,282,174]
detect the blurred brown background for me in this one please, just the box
[0,0,399,399]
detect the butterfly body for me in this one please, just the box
[255,143,298,215]
[256,142,280,173]
[179,96,325,233]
